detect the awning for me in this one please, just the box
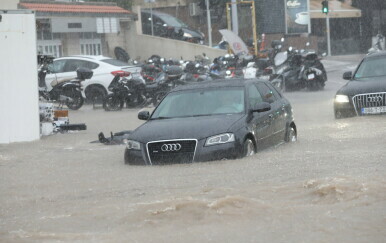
[310,0,361,19]
[18,1,136,20]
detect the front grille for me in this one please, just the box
[147,139,197,165]
[352,92,386,115]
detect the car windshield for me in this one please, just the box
[151,87,245,119]
[354,55,386,80]
[101,58,130,67]
[159,14,188,28]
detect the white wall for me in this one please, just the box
[0,0,19,10]
[125,22,227,61]
[0,11,40,143]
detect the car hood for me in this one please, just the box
[337,78,386,96]
[131,114,245,143]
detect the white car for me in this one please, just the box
[44,55,142,102]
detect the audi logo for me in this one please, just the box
[367,96,383,103]
[161,143,182,152]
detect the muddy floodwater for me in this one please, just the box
[1,56,386,242]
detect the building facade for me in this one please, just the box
[18,0,137,57]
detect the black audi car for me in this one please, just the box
[124,79,297,165]
[334,51,386,118]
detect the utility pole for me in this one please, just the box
[326,13,331,56]
[145,0,155,36]
[322,0,331,56]
[205,0,212,47]
[231,0,238,35]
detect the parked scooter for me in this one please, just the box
[270,44,327,91]
[38,55,92,110]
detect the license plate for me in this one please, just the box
[361,106,386,114]
[308,73,315,80]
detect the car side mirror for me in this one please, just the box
[138,111,150,120]
[343,71,352,80]
[251,102,271,113]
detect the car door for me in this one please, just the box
[247,84,273,146]
[256,82,282,144]
[266,82,287,140]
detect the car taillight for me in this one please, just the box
[111,70,131,77]
[264,67,273,74]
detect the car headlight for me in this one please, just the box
[183,32,193,38]
[205,133,235,146]
[335,95,349,103]
[124,139,141,150]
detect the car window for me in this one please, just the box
[265,82,282,99]
[247,84,263,108]
[256,83,277,103]
[354,55,386,79]
[50,59,67,73]
[63,59,99,72]
[152,88,245,119]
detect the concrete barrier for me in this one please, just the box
[121,22,227,62]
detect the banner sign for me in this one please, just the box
[285,0,310,34]
[219,29,249,56]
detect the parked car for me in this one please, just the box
[124,78,297,165]
[43,55,142,102]
[141,9,205,44]
[334,51,386,118]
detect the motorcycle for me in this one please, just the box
[38,55,92,110]
[103,74,147,111]
[270,44,327,91]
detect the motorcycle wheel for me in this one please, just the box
[103,94,124,111]
[126,94,146,109]
[65,88,84,110]
[307,80,323,91]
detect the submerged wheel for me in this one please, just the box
[242,138,255,157]
[103,94,123,111]
[65,89,84,110]
[285,126,297,142]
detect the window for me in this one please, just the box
[50,59,67,73]
[63,60,99,72]
[247,84,263,108]
[68,23,82,29]
[266,82,282,99]
[256,83,277,103]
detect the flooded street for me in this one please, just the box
[1,56,386,242]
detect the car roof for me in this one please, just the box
[171,78,268,92]
[141,9,171,17]
[55,55,112,61]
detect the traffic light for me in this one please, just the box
[322,0,329,14]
